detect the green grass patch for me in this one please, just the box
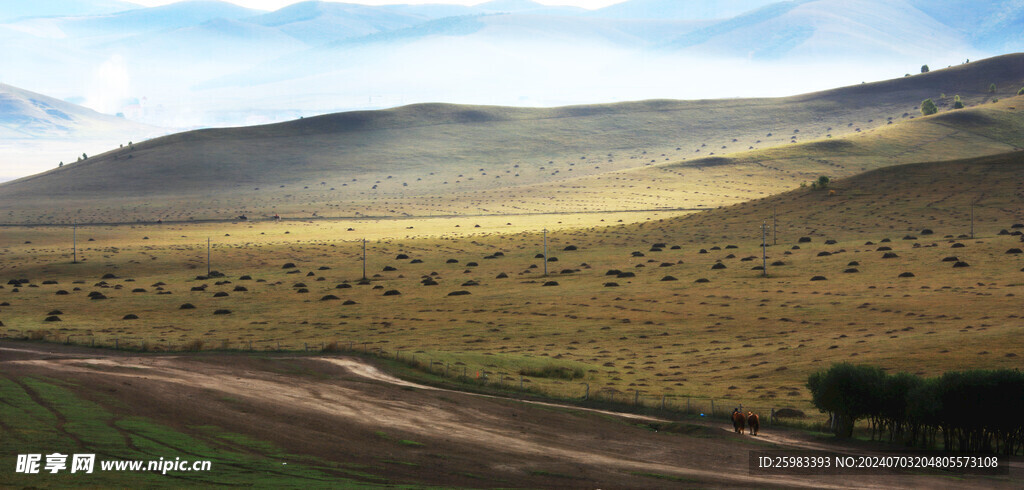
[0,376,382,487]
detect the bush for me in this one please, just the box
[519,364,584,380]
[921,64,929,73]
[921,99,938,116]
[1018,86,1024,96]
[952,95,964,109]
[988,83,996,93]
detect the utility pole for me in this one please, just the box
[362,238,367,280]
[207,237,211,276]
[543,228,548,276]
[72,223,77,264]
[761,220,768,277]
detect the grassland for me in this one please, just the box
[2,54,1022,224]
[2,147,1022,423]
[1,58,1023,488]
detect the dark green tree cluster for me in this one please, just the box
[807,364,1024,455]
[921,98,938,115]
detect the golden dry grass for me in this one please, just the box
[2,151,1022,420]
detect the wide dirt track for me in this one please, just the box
[2,341,1019,488]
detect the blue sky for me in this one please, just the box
[129,0,627,10]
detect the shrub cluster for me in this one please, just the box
[807,363,1023,455]
[518,364,585,380]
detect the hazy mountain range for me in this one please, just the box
[1,0,1022,180]
[3,0,1020,127]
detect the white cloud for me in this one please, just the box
[128,0,627,11]
[84,55,132,116]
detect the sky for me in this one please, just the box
[129,0,627,10]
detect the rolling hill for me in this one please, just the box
[0,53,1021,224]
[0,83,163,182]
[0,0,138,22]
[1,0,1022,129]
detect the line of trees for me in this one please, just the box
[807,363,1024,455]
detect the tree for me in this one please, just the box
[921,99,938,116]
[807,363,887,438]
[82,152,88,160]
[921,64,929,73]
[952,95,964,109]
[1018,86,1024,96]
[58,161,63,167]
[817,175,830,188]
[988,83,996,93]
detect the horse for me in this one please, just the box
[747,412,760,436]
[732,410,746,434]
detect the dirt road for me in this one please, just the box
[2,342,1017,488]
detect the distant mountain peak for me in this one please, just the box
[476,0,546,12]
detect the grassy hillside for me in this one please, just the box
[2,53,1022,224]
[1,147,1021,421]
